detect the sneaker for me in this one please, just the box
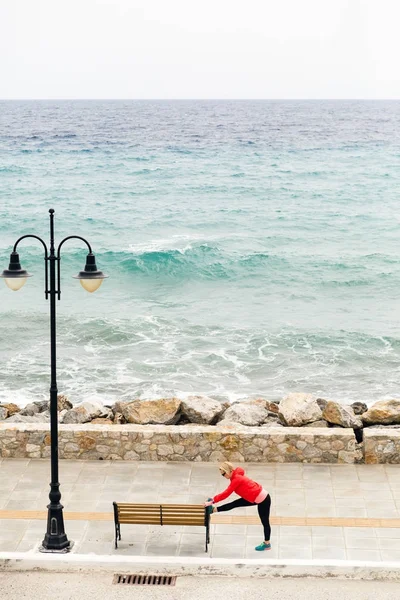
[206,498,214,515]
[255,542,271,551]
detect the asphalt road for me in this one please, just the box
[1,573,400,600]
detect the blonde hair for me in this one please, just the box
[219,461,234,475]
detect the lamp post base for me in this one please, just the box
[38,540,74,554]
[40,500,71,552]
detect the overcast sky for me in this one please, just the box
[0,0,399,99]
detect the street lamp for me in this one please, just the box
[0,208,108,552]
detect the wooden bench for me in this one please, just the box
[113,502,211,552]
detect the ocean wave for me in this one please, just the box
[2,316,400,406]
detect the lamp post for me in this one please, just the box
[1,209,108,552]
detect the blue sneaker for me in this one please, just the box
[255,542,271,551]
[206,498,214,515]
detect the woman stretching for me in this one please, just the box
[204,462,271,551]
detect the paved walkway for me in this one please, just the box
[0,459,400,562]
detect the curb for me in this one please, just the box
[1,552,400,580]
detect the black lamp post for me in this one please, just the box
[0,209,108,552]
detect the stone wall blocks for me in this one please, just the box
[124,451,140,461]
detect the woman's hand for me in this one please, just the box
[203,499,213,507]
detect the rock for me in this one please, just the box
[261,421,285,428]
[6,413,50,423]
[61,400,106,424]
[243,398,280,414]
[215,420,248,429]
[112,400,129,415]
[91,418,113,425]
[362,399,400,426]
[278,393,323,427]
[0,407,8,420]
[351,402,368,415]
[57,395,73,411]
[322,401,363,429]
[316,398,328,411]
[180,395,225,424]
[0,403,20,416]
[221,400,271,426]
[122,398,181,425]
[113,412,125,424]
[33,400,50,413]
[20,403,40,416]
[302,420,329,427]
[58,409,68,422]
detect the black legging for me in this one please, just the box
[216,494,271,541]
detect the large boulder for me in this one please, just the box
[362,399,400,426]
[0,403,20,417]
[0,407,8,420]
[322,401,363,429]
[61,400,107,424]
[20,403,40,416]
[278,393,323,426]
[122,398,181,425]
[180,395,225,424]
[221,399,273,426]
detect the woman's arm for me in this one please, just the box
[212,480,237,504]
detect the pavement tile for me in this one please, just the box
[0,540,19,552]
[111,543,147,555]
[346,548,382,561]
[312,547,347,560]
[380,549,400,561]
[177,545,209,557]
[279,526,312,537]
[344,527,377,538]
[378,538,400,550]
[344,536,376,549]
[280,545,312,559]
[312,526,344,538]
[375,528,400,538]
[312,535,345,548]
[211,545,245,559]
[306,506,336,517]
[335,498,366,508]
[336,507,367,518]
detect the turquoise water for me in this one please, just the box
[0,100,400,406]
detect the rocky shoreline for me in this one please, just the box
[1,393,400,430]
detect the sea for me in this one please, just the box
[0,100,400,407]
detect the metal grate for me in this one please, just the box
[113,574,177,586]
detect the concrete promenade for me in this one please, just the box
[0,458,400,568]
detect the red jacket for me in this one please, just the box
[213,467,263,504]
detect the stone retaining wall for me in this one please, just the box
[0,423,359,463]
[364,429,400,464]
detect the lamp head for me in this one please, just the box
[73,253,108,293]
[0,252,33,291]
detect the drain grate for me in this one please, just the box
[113,574,177,586]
